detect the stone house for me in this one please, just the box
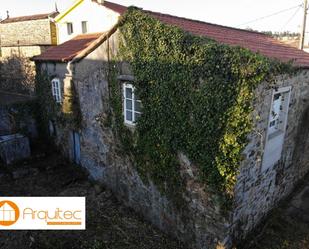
[0,12,58,94]
[33,2,309,248]
[0,12,58,58]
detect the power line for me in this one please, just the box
[281,5,302,31]
[237,4,302,27]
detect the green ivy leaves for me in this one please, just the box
[110,8,292,207]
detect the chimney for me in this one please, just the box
[6,11,9,19]
[55,2,59,13]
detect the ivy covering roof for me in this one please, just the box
[102,1,309,68]
[33,1,309,67]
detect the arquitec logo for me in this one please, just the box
[0,197,85,230]
[0,200,20,226]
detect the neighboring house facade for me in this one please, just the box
[33,2,309,249]
[0,12,58,58]
[54,0,124,44]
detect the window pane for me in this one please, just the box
[126,99,132,110]
[134,112,141,121]
[67,23,73,35]
[82,21,87,34]
[125,87,132,99]
[126,111,132,121]
[135,101,142,112]
[51,79,61,103]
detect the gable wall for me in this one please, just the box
[0,19,54,47]
[233,71,309,241]
[56,0,120,44]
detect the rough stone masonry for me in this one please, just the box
[36,29,309,249]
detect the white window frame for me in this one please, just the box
[123,83,142,125]
[262,86,291,171]
[51,78,62,104]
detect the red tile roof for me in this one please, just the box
[146,11,309,67]
[92,0,127,14]
[102,1,309,68]
[33,1,309,67]
[0,12,58,24]
[32,33,103,62]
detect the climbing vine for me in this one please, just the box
[105,8,295,206]
[33,8,295,208]
[100,7,298,210]
[35,70,81,138]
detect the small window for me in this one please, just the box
[51,78,62,103]
[67,23,73,35]
[123,83,142,125]
[262,86,291,171]
[81,21,88,34]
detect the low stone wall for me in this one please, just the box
[0,134,31,165]
[232,71,309,241]
[0,102,38,139]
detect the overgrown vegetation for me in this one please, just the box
[107,8,294,205]
[35,71,81,138]
[32,8,295,208]
[0,55,35,95]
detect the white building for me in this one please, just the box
[54,0,124,44]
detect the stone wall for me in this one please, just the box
[0,19,55,47]
[37,29,309,248]
[40,31,230,249]
[0,19,54,94]
[1,45,50,59]
[232,71,309,241]
[0,104,38,139]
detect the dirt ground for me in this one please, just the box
[0,148,186,249]
[3,146,309,249]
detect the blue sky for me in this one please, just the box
[0,0,304,32]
